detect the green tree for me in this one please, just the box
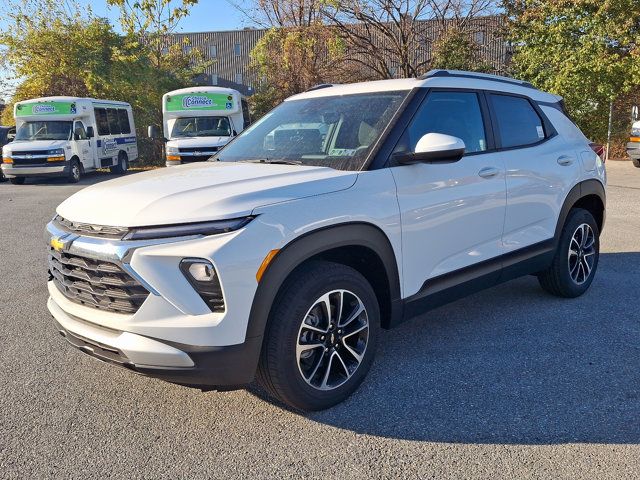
[505,0,640,144]
[0,0,204,163]
[431,26,493,72]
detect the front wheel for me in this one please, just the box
[538,208,600,298]
[68,160,81,183]
[257,261,380,411]
[632,158,640,168]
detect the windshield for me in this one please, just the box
[171,116,232,138]
[215,91,408,171]
[15,121,73,141]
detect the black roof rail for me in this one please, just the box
[305,84,335,92]
[419,70,536,89]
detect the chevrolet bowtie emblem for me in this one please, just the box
[50,237,66,252]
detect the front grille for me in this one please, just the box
[49,248,150,314]
[179,147,219,153]
[54,215,129,239]
[179,147,219,164]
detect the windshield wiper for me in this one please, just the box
[245,159,302,165]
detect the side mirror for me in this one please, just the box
[232,130,238,137]
[86,126,94,139]
[394,133,465,164]
[148,125,162,139]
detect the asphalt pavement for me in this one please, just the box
[0,161,639,479]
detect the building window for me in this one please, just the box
[235,73,243,85]
[209,45,217,58]
[184,45,192,54]
[474,31,485,44]
[161,47,168,55]
[211,74,218,86]
[234,43,241,56]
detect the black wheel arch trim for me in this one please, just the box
[554,179,606,243]
[245,222,403,342]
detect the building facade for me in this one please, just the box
[168,17,510,96]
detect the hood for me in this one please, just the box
[4,139,67,154]
[167,136,230,149]
[57,162,357,227]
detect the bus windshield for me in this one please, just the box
[15,121,73,141]
[171,116,232,138]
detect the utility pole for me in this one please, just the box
[606,100,613,162]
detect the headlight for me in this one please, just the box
[631,128,640,137]
[166,146,179,154]
[48,148,65,156]
[123,216,254,241]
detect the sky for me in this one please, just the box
[0,0,249,100]
[86,0,248,33]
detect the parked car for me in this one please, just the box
[2,97,137,184]
[46,70,606,411]
[628,119,640,167]
[0,126,15,181]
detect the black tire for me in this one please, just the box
[68,159,81,183]
[110,152,128,174]
[632,158,640,168]
[257,261,380,411]
[10,177,25,185]
[0,170,6,182]
[538,208,600,298]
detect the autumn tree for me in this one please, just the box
[505,0,640,145]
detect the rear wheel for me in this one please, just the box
[632,158,640,168]
[257,261,380,411]
[110,152,128,174]
[538,208,600,298]
[10,177,25,185]
[68,159,81,183]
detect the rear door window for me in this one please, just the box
[489,94,546,148]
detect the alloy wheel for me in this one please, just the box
[568,223,596,285]
[296,289,369,391]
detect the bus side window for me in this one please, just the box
[241,99,251,129]
[118,109,131,134]
[107,108,121,135]
[95,108,110,136]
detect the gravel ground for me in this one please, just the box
[0,161,639,479]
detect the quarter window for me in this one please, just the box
[489,94,546,148]
[94,108,110,136]
[398,91,488,154]
[73,121,87,140]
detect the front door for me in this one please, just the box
[390,90,507,298]
[73,121,94,169]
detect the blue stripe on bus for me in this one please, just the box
[96,136,137,147]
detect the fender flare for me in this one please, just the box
[245,222,403,340]
[553,179,606,245]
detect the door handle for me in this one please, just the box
[557,155,574,166]
[478,167,499,178]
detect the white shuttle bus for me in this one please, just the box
[1,97,137,184]
[154,87,250,167]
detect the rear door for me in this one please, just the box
[390,89,507,298]
[486,93,581,253]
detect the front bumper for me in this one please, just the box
[45,215,284,387]
[1,163,68,178]
[627,142,640,160]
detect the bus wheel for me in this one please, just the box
[111,152,128,174]
[68,160,81,183]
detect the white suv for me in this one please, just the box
[46,70,606,411]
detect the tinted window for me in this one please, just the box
[94,108,110,136]
[398,91,487,154]
[107,108,121,134]
[490,94,545,148]
[118,109,131,134]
